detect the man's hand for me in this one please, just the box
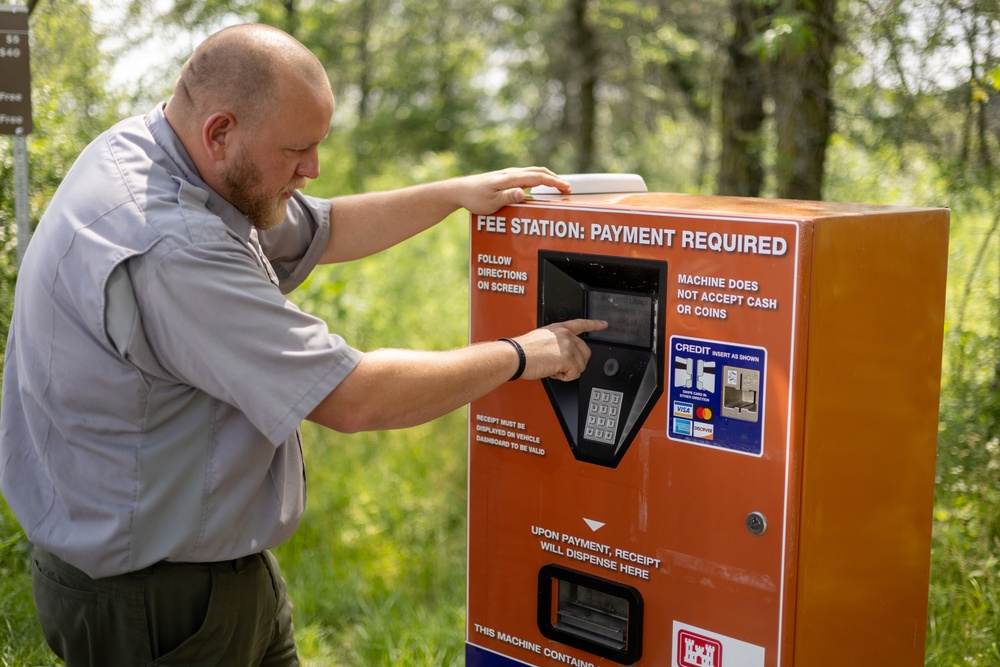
[512,318,608,382]
[454,167,571,215]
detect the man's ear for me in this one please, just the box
[202,112,236,161]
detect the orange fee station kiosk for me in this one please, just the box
[465,175,949,667]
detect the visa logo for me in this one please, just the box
[674,401,694,418]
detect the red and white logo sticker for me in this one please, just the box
[672,621,764,667]
[677,630,722,667]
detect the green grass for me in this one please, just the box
[0,500,54,667]
[276,416,469,667]
[925,487,1000,666]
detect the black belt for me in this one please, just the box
[33,545,263,580]
[146,552,262,575]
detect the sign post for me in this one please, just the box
[1,4,32,265]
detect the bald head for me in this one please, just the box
[168,24,330,130]
[163,25,334,230]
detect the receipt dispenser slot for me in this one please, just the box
[538,252,667,468]
[538,565,643,665]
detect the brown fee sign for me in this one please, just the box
[0,4,32,135]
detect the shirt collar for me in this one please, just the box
[144,102,254,240]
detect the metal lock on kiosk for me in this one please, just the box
[466,175,949,667]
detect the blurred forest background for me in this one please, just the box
[1,0,998,664]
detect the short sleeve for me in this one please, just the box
[134,238,362,445]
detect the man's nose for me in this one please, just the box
[296,147,320,179]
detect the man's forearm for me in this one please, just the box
[306,341,519,433]
[322,181,464,264]
[305,318,604,434]
[319,168,570,264]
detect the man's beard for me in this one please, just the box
[223,151,297,232]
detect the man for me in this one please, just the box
[0,23,604,666]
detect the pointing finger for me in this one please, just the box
[557,318,608,336]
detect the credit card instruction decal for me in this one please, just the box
[669,336,767,456]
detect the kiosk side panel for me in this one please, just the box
[793,209,949,665]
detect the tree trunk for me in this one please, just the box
[351,0,377,192]
[718,0,771,197]
[773,0,837,201]
[568,0,599,173]
[283,0,299,39]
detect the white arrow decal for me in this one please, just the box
[583,518,605,532]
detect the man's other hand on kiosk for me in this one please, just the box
[456,167,571,214]
[514,319,608,382]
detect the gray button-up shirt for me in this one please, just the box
[0,105,363,578]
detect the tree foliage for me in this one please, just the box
[842,0,1000,488]
[124,0,725,191]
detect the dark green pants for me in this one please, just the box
[31,546,299,666]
